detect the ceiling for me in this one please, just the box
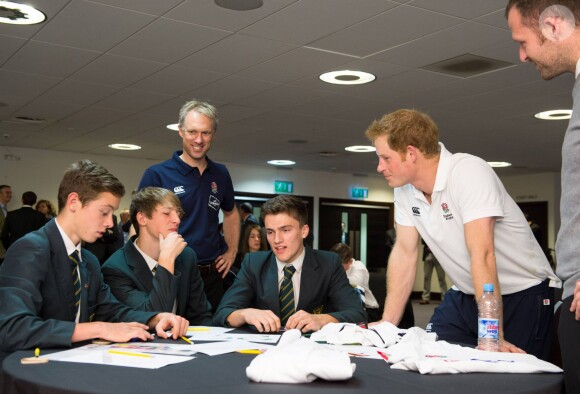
[0,0,574,177]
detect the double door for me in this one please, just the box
[318,198,393,272]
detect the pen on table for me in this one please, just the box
[377,351,389,362]
[108,350,153,358]
[236,349,262,355]
[34,348,40,358]
[180,336,193,345]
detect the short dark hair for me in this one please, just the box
[506,0,580,28]
[329,243,353,265]
[0,185,10,191]
[239,202,253,214]
[130,187,184,236]
[58,160,125,211]
[22,191,37,206]
[261,195,308,227]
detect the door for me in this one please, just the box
[318,198,393,272]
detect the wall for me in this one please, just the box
[1,147,560,296]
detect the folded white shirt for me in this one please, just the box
[387,328,563,374]
[309,322,406,348]
[246,329,356,383]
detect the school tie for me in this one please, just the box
[279,265,296,326]
[68,250,81,308]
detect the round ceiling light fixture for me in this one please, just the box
[534,109,572,120]
[214,0,263,11]
[109,143,141,151]
[0,1,46,25]
[319,70,376,85]
[267,160,295,166]
[487,161,512,168]
[345,145,376,153]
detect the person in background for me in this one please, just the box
[239,202,259,226]
[83,214,123,264]
[420,240,448,305]
[102,187,211,325]
[36,199,57,221]
[366,108,559,360]
[330,243,381,322]
[118,209,131,244]
[235,224,268,269]
[0,160,188,354]
[139,100,240,314]
[213,195,366,332]
[506,0,580,387]
[1,191,46,250]
[0,185,12,265]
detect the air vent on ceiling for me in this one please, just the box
[421,54,514,78]
[317,151,340,157]
[13,116,49,124]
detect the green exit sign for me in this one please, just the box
[274,180,294,194]
[351,188,368,199]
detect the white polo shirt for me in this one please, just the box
[395,143,559,295]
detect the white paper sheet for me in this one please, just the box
[190,339,274,356]
[45,344,194,369]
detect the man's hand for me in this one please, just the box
[285,310,327,332]
[215,248,236,278]
[570,279,580,320]
[157,232,187,273]
[90,322,154,343]
[149,313,189,339]
[498,339,526,354]
[241,309,281,332]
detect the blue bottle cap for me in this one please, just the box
[483,283,494,292]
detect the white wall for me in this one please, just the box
[2,147,559,296]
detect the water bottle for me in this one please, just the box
[477,283,500,352]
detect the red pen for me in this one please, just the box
[377,350,389,362]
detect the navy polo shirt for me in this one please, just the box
[138,151,235,263]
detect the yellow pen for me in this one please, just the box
[237,349,262,355]
[187,327,210,332]
[34,348,40,358]
[108,350,153,358]
[181,336,193,345]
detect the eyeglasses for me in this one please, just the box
[180,128,213,139]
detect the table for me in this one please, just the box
[1,340,563,394]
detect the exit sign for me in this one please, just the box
[274,180,294,194]
[351,188,368,199]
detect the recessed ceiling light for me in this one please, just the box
[109,143,141,151]
[534,109,572,120]
[167,123,179,131]
[267,160,295,166]
[0,1,46,25]
[319,70,376,85]
[345,145,376,153]
[487,161,512,168]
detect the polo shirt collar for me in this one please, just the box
[173,151,216,175]
[411,142,452,201]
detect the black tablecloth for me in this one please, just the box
[1,343,563,394]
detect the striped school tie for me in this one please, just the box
[279,265,296,326]
[69,250,81,308]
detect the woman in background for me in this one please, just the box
[35,199,57,221]
[234,224,267,269]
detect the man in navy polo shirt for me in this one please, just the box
[139,100,240,313]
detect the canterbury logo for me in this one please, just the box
[174,186,185,194]
[412,207,421,216]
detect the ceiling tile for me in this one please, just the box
[237,47,352,83]
[177,34,296,74]
[89,0,184,15]
[3,40,100,78]
[0,69,61,99]
[69,54,167,88]
[94,89,174,112]
[186,75,279,105]
[408,0,507,19]
[309,5,463,57]
[0,34,27,65]
[131,65,226,95]
[240,0,399,45]
[35,80,119,106]
[33,1,156,52]
[109,18,230,63]
[369,22,511,68]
